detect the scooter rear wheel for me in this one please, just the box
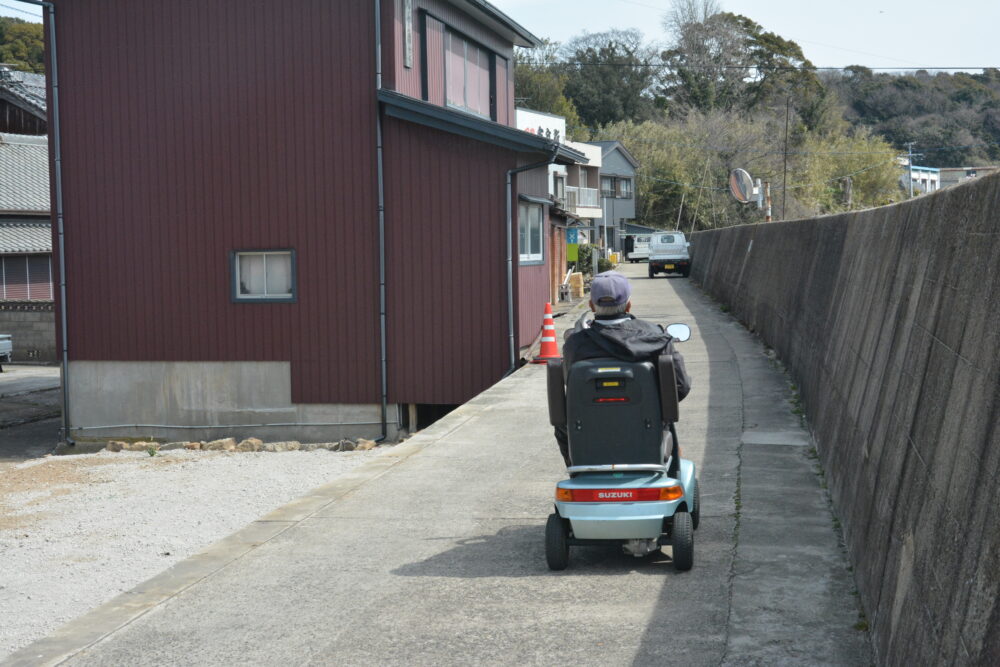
[545,513,570,570]
[671,511,694,571]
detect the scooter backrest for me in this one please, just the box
[565,358,664,465]
[658,349,680,423]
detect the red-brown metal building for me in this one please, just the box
[47,0,583,442]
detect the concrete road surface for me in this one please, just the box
[6,265,871,666]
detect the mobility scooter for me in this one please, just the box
[544,323,699,571]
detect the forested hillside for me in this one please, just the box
[0,16,44,73]
[515,1,999,229]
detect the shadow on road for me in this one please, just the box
[391,524,687,579]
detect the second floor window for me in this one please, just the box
[601,176,615,197]
[446,31,491,117]
[617,178,633,199]
[553,174,565,201]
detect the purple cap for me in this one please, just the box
[590,271,632,307]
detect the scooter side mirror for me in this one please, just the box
[666,323,691,342]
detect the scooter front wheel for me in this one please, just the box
[545,513,569,570]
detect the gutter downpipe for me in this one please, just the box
[373,0,389,442]
[505,149,559,375]
[25,0,71,444]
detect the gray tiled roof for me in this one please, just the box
[0,68,46,116]
[0,133,49,213]
[0,220,50,253]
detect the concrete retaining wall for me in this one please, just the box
[0,302,56,362]
[67,361,401,444]
[690,172,1000,665]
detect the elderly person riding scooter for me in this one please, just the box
[554,270,691,467]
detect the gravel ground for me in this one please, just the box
[0,446,388,660]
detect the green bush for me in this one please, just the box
[597,258,613,273]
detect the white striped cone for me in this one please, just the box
[532,302,561,363]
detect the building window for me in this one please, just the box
[518,202,544,263]
[232,250,295,302]
[445,31,491,118]
[553,174,565,202]
[0,254,52,301]
[617,178,633,199]
[600,176,615,197]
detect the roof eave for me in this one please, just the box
[378,90,587,164]
[449,0,543,48]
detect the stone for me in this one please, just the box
[204,438,237,451]
[299,443,326,452]
[124,441,160,452]
[263,441,301,452]
[338,439,356,452]
[184,441,202,450]
[236,437,263,452]
[160,442,187,451]
[355,438,378,451]
[106,441,125,452]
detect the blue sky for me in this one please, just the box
[492,0,999,71]
[3,0,997,72]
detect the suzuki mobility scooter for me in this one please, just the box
[544,323,699,571]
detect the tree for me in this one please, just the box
[561,29,658,129]
[659,3,831,132]
[0,17,44,73]
[513,42,585,139]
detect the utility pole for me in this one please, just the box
[764,181,772,222]
[906,142,917,198]
[782,97,790,220]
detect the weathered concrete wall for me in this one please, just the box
[67,361,401,444]
[0,302,56,362]
[690,172,1000,665]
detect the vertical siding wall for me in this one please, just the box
[52,0,380,404]
[382,117,516,404]
[689,173,1000,665]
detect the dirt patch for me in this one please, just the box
[0,458,119,531]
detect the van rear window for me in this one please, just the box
[659,234,676,243]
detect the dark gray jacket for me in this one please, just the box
[562,313,691,401]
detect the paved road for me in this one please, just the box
[6,266,871,666]
[0,365,61,460]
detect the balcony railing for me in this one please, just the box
[565,185,600,212]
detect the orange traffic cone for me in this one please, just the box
[532,302,561,363]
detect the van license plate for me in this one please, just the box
[665,264,675,269]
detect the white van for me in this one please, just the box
[627,235,651,262]
[0,334,11,364]
[648,231,691,278]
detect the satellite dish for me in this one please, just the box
[729,168,755,204]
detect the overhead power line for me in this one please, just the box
[0,2,41,18]
[520,62,998,71]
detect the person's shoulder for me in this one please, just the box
[626,316,664,332]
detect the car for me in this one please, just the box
[0,334,12,365]
[627,235,651,262]
[648,231,691,278]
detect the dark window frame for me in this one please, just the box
[230,248,298,304]
[443,27,496,120]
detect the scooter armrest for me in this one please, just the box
[658,352,680,423]
[546,359,567,427]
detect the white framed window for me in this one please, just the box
[232,250,295,302]
[518,202,544,264]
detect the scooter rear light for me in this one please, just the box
[594,397,629,403]
[562,486,683,502]
[659,485,684,501]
